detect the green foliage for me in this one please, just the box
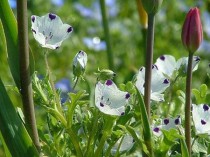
[0,78,38,157]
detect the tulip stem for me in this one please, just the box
[185,52,193,156]
[17,0,40,152]
[99,0,114,71]
[144,13,155,120]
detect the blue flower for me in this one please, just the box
[9,0,16,9]
[83,37,106,51]
[55,79,72,103]
[51,0,64,6]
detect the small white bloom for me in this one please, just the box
[153,116,181,136]
[31,13,73,49]
[95,80,130,116]
[135,65,170,102]
[192,104,210,135]
[155,55,200,78]
[111,134,134,155]
[73,50,88,77]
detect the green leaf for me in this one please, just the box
[192,84,208,104]
[135,87,153,156]
[0,0,20,88]
[0,78,38,157]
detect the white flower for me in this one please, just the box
[135,65,170,102]
[192,104,210,135]
[153,116,181,136]
[95,80,130,116]
[111,134,134,155]
[155,55,200,78]
[31,13,73,49]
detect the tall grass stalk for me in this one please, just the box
[99,0,114,71]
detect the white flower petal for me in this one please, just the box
[153,116,181,136]
[192,104,210,135]
[31,13,73,49]
[111,134,134,155]
[95,80,130,116]
[155,55,177,77]
[135,66,170,102]
[177,56,200,72]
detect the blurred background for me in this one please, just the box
[1,0,210,156]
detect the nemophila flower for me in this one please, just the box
[155,55,200,78]
[73,50,88,77]
[135,65,170,101]
[192,104,210,135]
[31,13,73,49]
[9,0,16,8]
[111,134,134,155]
[95,80,130,116]
[55,79,72,103]
[51,0,64,6]
[182,7,203,53]
[83,37,106,51]
[153,116,181,136]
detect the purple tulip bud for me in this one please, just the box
[181,7,203,53]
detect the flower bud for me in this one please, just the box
[95,69,116,81]
[73,50,87,77]
[181,7,203,53]
[141,0,163,14]
[136,0,148,29]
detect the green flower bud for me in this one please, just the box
[95,69,116,81]
[73,50,87,77]
[141,0,163,14]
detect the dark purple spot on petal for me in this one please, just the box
[152,64,158,70]
[139,67,143,71]
[121,112,125,116]
[67,26,73,33]
[201,119,206,125]
[164,118,169,125]
[31,29,36,34]
[106,80,113,86]
[132,139,135,143]
[31,16,35,22]
[125,93,130,99]
[163,79,169,84]
[153,127,160,133]
[100,102,104,107]
[160,55,165,61]
[174,118,180,125]
[203,104,209,111]
[143,83,145,88]
[194,56,200,62]
[56,46,59,49]
[49,13,56,20]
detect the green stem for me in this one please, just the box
[185,52,193,156]
[66,128,83,157]
[144,13,155,120]
[99,0,114,71]
[94,116,115,156]
[44,51,63,113]
[85,111,100,157]
[17,0,40,152]
[73,77,79,90]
